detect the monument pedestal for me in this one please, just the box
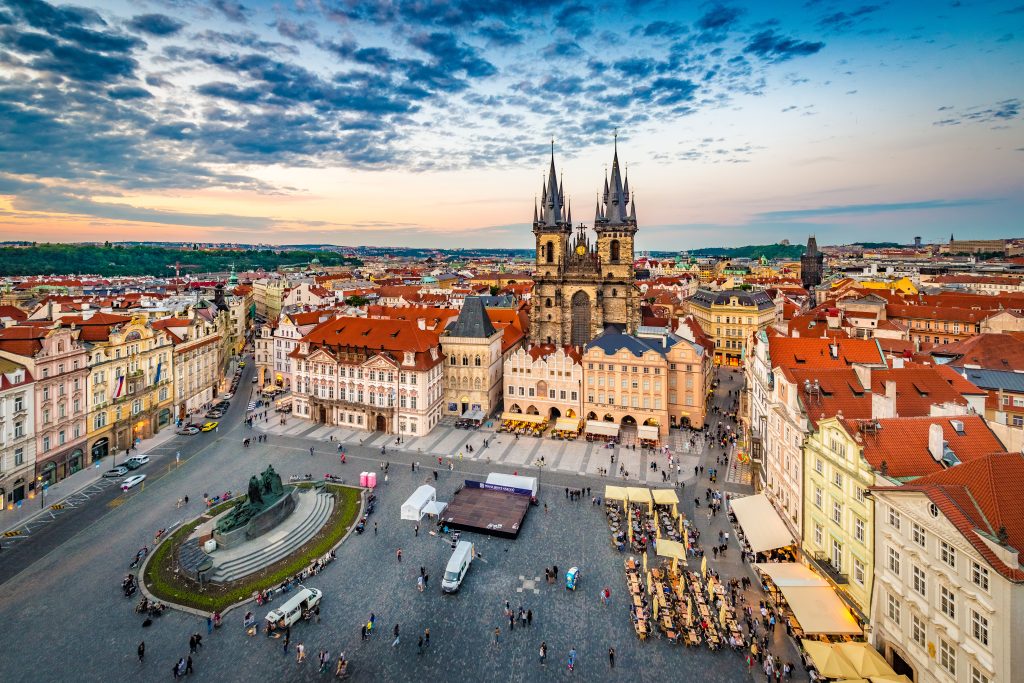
[213,488,298,549]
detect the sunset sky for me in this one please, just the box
[0,0,1021,250]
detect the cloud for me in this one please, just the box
[642,21,685,38]
[212,0,251,24]
[757,198,996,221]
[542,41,584,59]
[933,98,1021,126]
[744,31,825,62]
[272,19,318,43]
[818,5,881,32]
[127,13,185,37]
[477,24,523,46]
[697,4,744,32]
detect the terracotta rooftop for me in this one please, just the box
[525,344,583,364]
[872,451,1024,582]
[929,333,1024,372]
[768,337,884,369]
[846,414,1005,479]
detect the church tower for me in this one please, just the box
[529,138,640,347]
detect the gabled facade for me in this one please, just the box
[0,360,35,506]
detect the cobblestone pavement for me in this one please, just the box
[0,365,807,682]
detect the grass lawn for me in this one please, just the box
[143,484,361,613]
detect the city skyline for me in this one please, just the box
[0,0,1021,249]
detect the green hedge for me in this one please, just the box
[144,485,361,613]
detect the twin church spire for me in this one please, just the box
[534,136,636,231]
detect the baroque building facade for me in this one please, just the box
[529,140,640,347]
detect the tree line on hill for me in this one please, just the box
[0,243,361,277]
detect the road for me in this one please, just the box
[0,358,257,586]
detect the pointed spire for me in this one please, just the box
[566,198,572,227]
[629,193,636,222]
[594,195,603,225]
[606,131,627,224]
[533,197,538,224]
[603,169,609,201]
[544,140,562,226]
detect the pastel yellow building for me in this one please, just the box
[686,289,777,366]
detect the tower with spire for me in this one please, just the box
[529,135,640,347]
[800,234,824,291]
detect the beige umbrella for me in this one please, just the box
[870,677,912,683]
[642,551,648,574]
[835,642,896,678]
[801,640,859,679]
[652,594,659,620]
[700,555,707,578]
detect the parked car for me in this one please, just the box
[125,454,150,467]
[252,376,259,383]
[222,392,233,400]
[177,426,200,435]
[123,459,143,471]
[103,466,129,478]
[202,421,219,432]
[121,474,147,489]
[239,361,246,368]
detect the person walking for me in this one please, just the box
[396,548,402,563]
[493,626,500,645]
[527,609,533,626]
[424,628,430,648]
[296,642,306,664]
[137,641,144,663]
[189,635,197,654]
[568,647,577,672]
[374,522,378,535]
[414,523,419,537]
[392,624,400,647]
[417,575,424,592]
[206,615,213,635]
[608,646,615,668]
[539,641,547,666]
[185,656,193,675]
[417,635,424,655]
[283,633,290,654]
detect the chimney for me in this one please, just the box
[928,423,945,462]
[829,342,838,359]
[853,364,871,390]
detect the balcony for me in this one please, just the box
[809,551,849,585]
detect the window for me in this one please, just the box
[832,501,842,525]
[886,593,901,625]
[815,458,823,475]
[854,517,865,543]
[972,666,991,683]
[814,487,823,510]
[813,523,823,546]
[911,522,926,547]
[888,507,901,530]
[912,565,926,597]
[940,540,956,569]
[939,639,956,676]
[830,539,842,571]
[853,557,865,585]
[971,609,989,647]
[854,486,865,502]
[911,613,926,647]
[508,385,514,396]
[832,471,842,487]
[887,546,901,575]
[972,561,990,592]
[14,447,24,465]
[940,585,956,619]
[43,436,51,452]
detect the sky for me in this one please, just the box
[0,0,1021,251]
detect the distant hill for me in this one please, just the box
[0,244,361,277]
[686,244,807,260]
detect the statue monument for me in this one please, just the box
[212,464,296,548]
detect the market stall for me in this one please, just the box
[651,488,679,515]
[779,585,862,635]
[626,487,653,514]
[498,411,547,436]
[637,424,660,447]
[551,417,583,440]
[400,485,437,521]
[585,420,620,442]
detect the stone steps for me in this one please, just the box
[207,491,335,583]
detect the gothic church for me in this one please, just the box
[529,140,640,347]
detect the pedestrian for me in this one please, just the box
[417,636,424,655]
[527,609,533,626]
[418,575,424,592]
[494,626,500,645]
[315,605,321,624]
[189,634,197,653]
[361,623,367,640]
[608,646,615,668]
[568,647,576,672]
[424,627,430,648]
[397,548,402,562]
[508,612,514,631]
[185,656,193,675]
[565,487,569,498]
[415,523,419,537]
[283,633,290,654]
[206,615,213,635]
[137,641,145,663]
[374,522,378,535]
[296,642,306,664]
[392,623,400,647]
[539,641,547,666]
[433,470,438,481]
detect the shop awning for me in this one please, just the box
[461,408,485,421]
[833,642,896,677]
[604,485,629,502]
[637,425,660,441]
[801,641,893,678]
[501,412,545,425]
[650,488,679,506]
[801,640,859,679]
[655,538,687,560]
[752,563,828,587]
[782,586,862,635]
[585,420,620,437]
[553,417,582,432]
[729,494,795,553]
[626,487,652,505]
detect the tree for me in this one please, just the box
[489,285,501,296]
[345,295,369,306]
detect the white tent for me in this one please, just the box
[401,485,436,521]
[729,493,795,553]
[423,500,448,517]
[585,420,620,438]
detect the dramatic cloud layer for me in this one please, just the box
[0,0,1020,247]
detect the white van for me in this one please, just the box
[442,541,474,593]
[265,586,322,629]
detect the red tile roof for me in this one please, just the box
[872,451,1024,581]
[296,316,443,371]
[526,343,583,364]
[0,325,49,356]
[928,333,1024,371]
[846,414,1005,479]
[0,305,28,321]
[768,337,884,369]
